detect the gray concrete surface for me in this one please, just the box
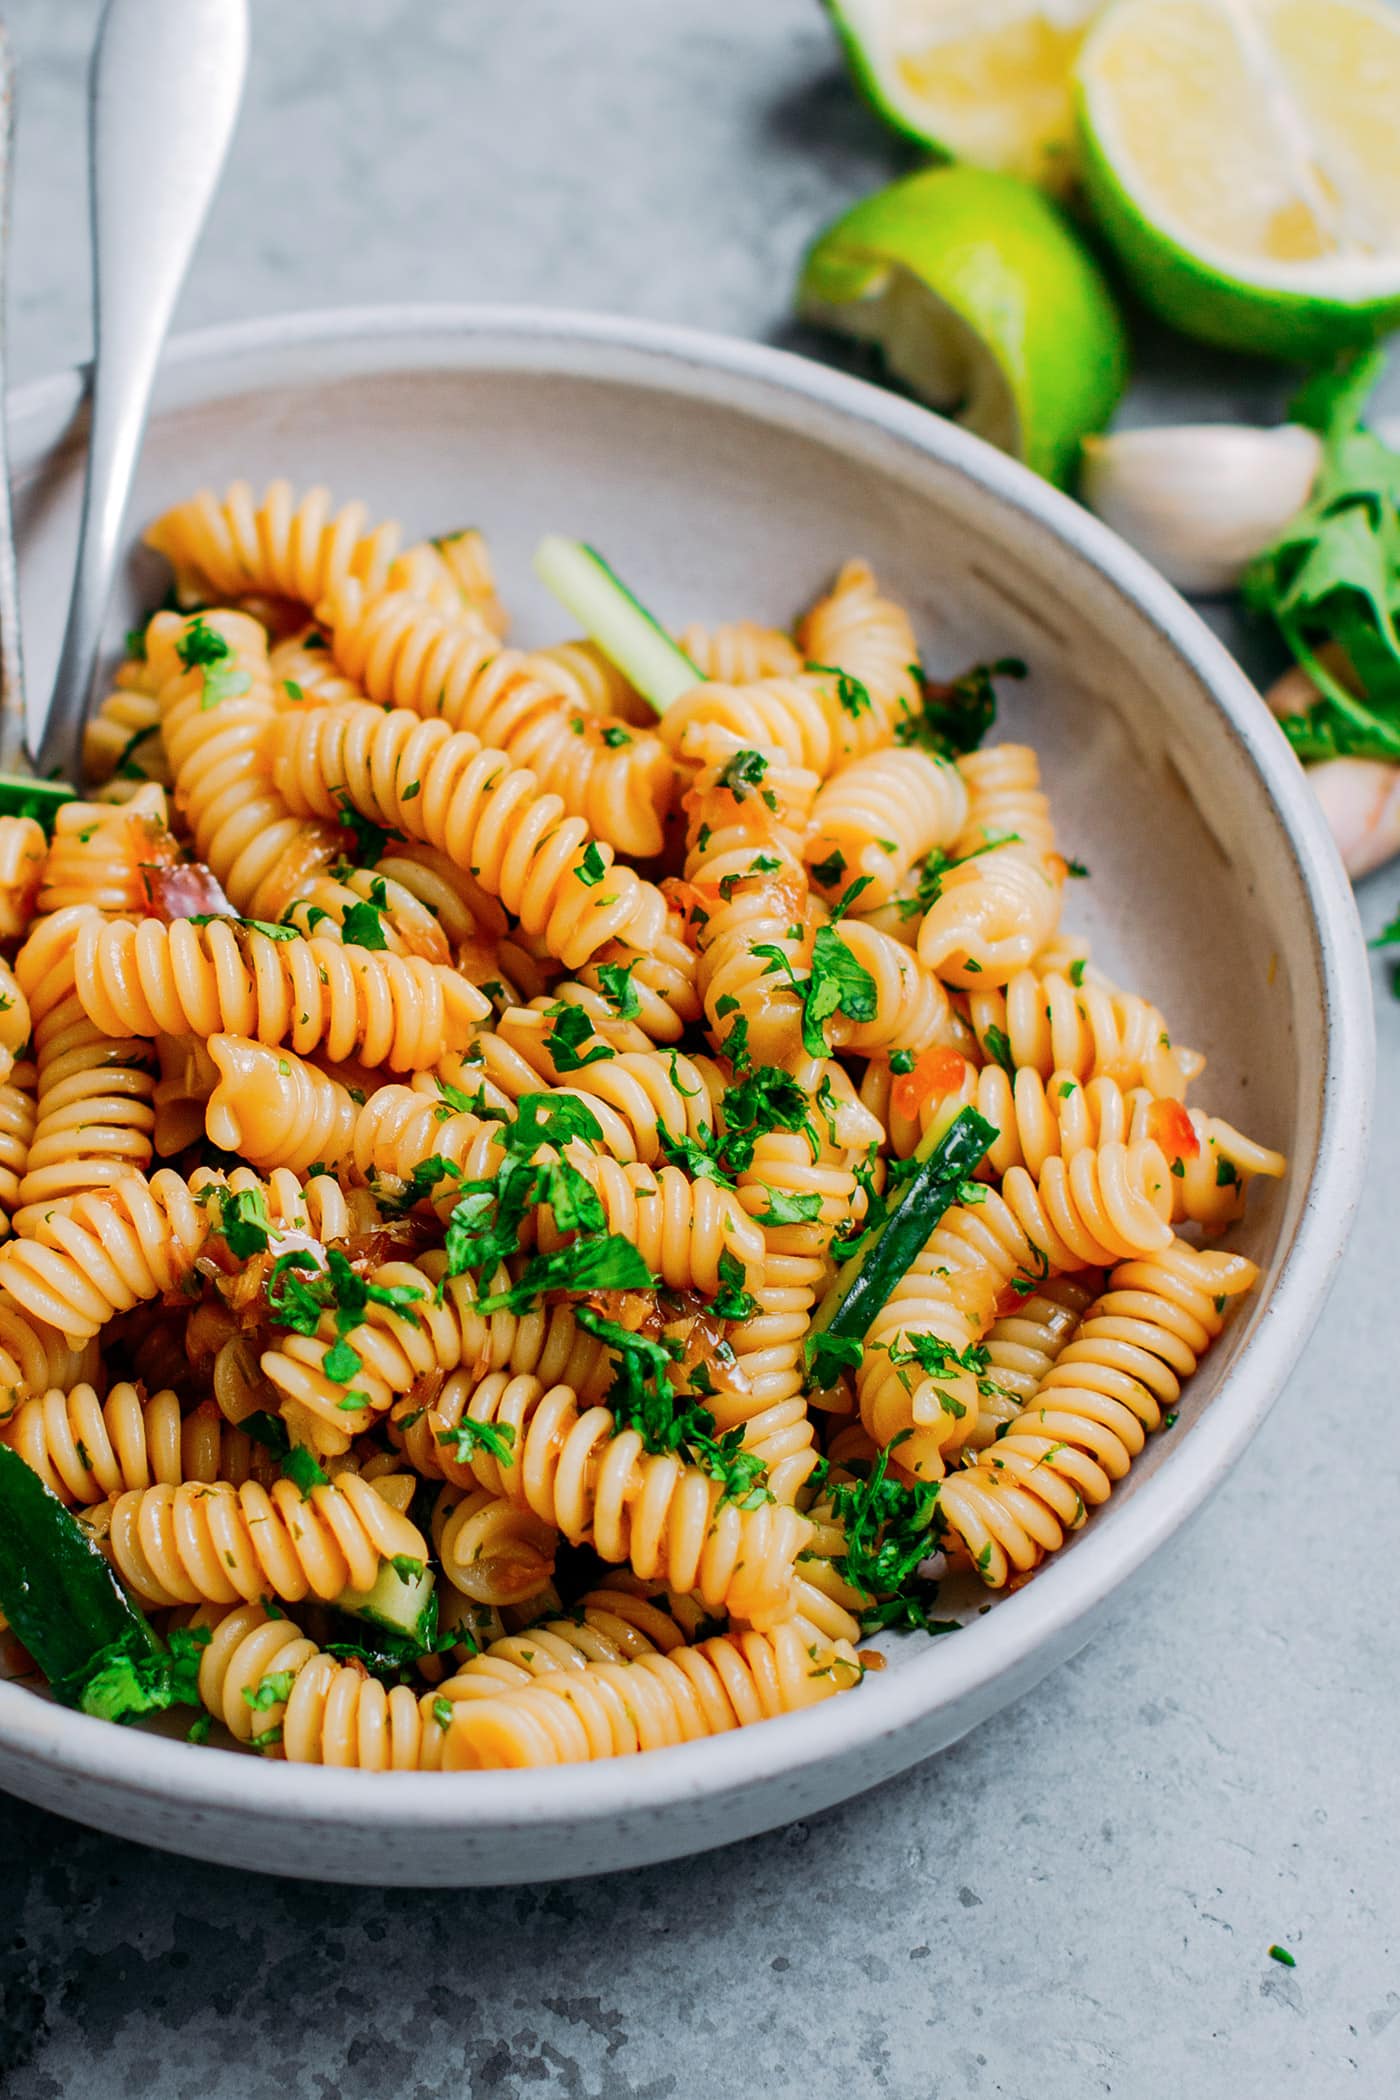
[2,4,1397,2096]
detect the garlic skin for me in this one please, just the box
[1081,424,1323,595]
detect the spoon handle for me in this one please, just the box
[29,0,248,780]
[0,31,26,767]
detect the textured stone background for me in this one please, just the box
[3,4,1398,2096]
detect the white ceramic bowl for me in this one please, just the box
[0,307,1371,1885]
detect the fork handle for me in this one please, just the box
[29,0,248,780]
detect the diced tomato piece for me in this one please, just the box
[1147,1096,1200,1162]
[892,1045,969,1122]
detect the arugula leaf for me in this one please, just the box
[715,748,770,801]
[79,1624,212,1724]
[574,1308,772,1508]
[657,1121,733,1186]
[1243,349,1400,763]
[575,842,607,887]
[807,1329,864,1389]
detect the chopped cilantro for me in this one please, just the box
[177,617,251,709]
[544,1002,616,1073]
[341,879,391,950]
[806,661,873,720]
[436,1418,517,1468]
[754,923,877,1058]
[810,848,847,890]
[595,962,641,1019]
[215,1184,272,1260]
[751,1186,823,1227]
[982,1024,1016,1077]
[715,748,769,800]
[712,1247,758,1322]
[575,842,607,887]
[896,656,1025,756]
[281,1446,329,1499]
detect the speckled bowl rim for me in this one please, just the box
[0,303,1373,1844]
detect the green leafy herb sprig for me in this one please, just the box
[1244,350,1400,764]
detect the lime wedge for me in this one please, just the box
[798,165,1128,487]
[824,0,1100,192]
[1077,0,1400,358]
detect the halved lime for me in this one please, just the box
[798,165,1128,487]
[823,0,1100,191]
[1077,0,1400,358]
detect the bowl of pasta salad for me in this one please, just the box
[0,306,1370,1884]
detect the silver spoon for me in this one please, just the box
[25,0,248,784]
[0,26,26,768]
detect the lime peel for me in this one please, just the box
[798,165,1128,488]
[1076,0,1400,358]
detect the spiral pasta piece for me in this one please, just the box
[149,608,347,922]
[796,558,922,724]
[806,747,968,908]
[15,908,157,1220]
[433,1369,810,1627]
[937,1241,1257,1585]
[0,1061,35,1232]
[432,1484,558,1606]
[462,1008,715,1167]
[0,815,45,935]
[264,1254,611,1446]
[968,962,1205,1100]
[205,1035,359,1175]
[193,1586,675,1766]
[891,1060,1285,1228]
[2,1385,274,1505]
[825,918,964,1056]
[322,582,675,856]
[677,621,801,684]
[441,1621,860,1769]
[82,666,172,797]
[915,745,1064,987]
[36,787,172,918]
[73,912,486,1071]
[268,699,677,976]
[99,1469,429,1609]
[970,1274,1101,1447]
[0,1169,213,1342]
[350,1087,763,1295]
[144,480,407,611]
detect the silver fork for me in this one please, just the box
[21,0,248,785]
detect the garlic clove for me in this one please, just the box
[1080,423,1322,596]
[1305,757,1400,881]
[1263,643,1353,721]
